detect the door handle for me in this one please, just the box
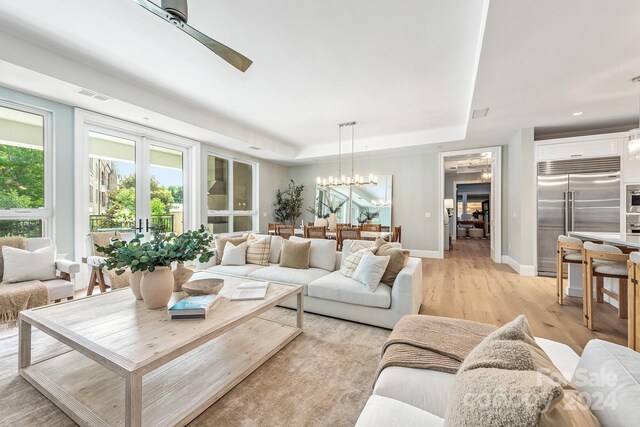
[133,219,143,233]
[563,192,569,235]
[145,218,152,233]
[570,191,575,231]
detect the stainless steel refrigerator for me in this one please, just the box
[537,156,620,276]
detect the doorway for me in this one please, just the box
[438,147,502,262]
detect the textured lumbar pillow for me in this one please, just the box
[352,251,390,292]
[220,242,247,266]
[374,238,409,286]
[339,242,373,278]
[290,236,337,271]
[279,240,311,269]
[214,236,247,264]
[2,245,57,283]
[246,234,271,266]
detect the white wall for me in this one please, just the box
[288,152,441,253]
[504,128,536,274]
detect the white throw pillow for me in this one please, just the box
[220,242,247,266]
[2,245,57,283]
[352,251,390,292]
[339,242,373,278]
[290,236,337,271]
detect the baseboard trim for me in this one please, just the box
[501,256,536,276]
[410,250,441,259]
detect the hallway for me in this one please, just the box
[420,239,627,353]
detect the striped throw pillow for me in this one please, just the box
[246,235,271,266]
[339,243,374,278]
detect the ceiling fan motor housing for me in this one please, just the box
[162,0,188,22]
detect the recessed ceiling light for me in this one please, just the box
[572,111,584,116]
[142,117,150,120]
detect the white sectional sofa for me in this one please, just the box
[194,236,423,329]
[356,338,640,427]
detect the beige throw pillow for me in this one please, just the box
[280,240,311,269]
[340,242,374,278]
[246,234,271,266]
[215,236,247,264]
[374,238,409,286]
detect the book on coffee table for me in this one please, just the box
[168,294,221,319]
[231,281,269,301]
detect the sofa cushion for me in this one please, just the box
[355,395,444,427]
[248,265,329,295]
[280,240,311,269]
[203,264,265,277]
[44,278,75,301]
[290,236,337,271]
[375,238,410,286]
[308,271,391,308]
[214,236,247,264]
[572,339,640,427]
[342,239,401,265]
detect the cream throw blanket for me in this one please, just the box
[375,315,497,383]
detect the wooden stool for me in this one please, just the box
[556,235,583,305]
[628,252,640,351]
[87,266,110,296]
[583,242,629,331]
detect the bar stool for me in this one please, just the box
[582,242,629,331]
[556,235,583,305]
[457,227,467,238]
[628,252,640,351]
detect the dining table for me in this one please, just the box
[268,229,392,241]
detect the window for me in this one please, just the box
[0,103,51,238]
[206,155,256,234]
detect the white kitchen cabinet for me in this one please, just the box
[536,136,621,162]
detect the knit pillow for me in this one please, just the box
[340,242,375,278]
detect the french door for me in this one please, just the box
[85,125,189,239]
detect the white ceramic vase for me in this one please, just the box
[328,213,337,231]
[140,266,174,310]
[314,217,329,228]
[129,270,144,300]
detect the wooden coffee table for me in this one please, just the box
[18,274,303,427]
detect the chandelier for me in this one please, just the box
[481,168,492,182]
[317,122,378,187]
[371,178,391,206]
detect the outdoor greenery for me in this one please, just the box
[0,145,44,209]
[274,180,304,225]
[96,225,214,275]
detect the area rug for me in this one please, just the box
[0,308,390,426]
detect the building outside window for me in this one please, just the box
[206,155,256,234]
[0,102,52,238]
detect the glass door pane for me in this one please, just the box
[148,143,184,234]
[233,161,252,211]
[88,131,137,232]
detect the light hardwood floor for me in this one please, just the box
[421,238,627,353]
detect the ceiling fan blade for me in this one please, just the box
[134,0,253,72]
[179,23,253,72]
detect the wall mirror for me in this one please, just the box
[312,175,392,228]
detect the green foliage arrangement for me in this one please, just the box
[358,208,380,224]
[97,225,214,275]
[274,180,305,225]
[306,194,347,219]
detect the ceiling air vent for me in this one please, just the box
[77,88,113,102]
[472,108,489,119]
[247,146,262,151]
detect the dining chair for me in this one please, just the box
[268,223,281,233]
[337,227,361,251]
[392,226,402,243]
[275,225,295,240]
[582,242,629,331]
[361,223,381,232]
[556,235,583,305]
[336,223,352,230]
[381,226,391,232]
[304,225,327,239]
[628,252,640,351]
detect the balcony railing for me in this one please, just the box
[89,215,174,234]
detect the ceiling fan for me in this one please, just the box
[135,0,253,72]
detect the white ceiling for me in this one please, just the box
[0,0,639,164]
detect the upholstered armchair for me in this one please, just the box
[84,232,136,295]
[26,237,80,302]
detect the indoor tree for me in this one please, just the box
[274,180,305,225]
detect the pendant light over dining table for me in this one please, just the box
[317,122,378,187]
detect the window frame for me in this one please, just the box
[0,99,54,238]
[206,152,258,235]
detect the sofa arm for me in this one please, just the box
[56,259,81,275]
[391,257,423,315]
[196,251,218,271]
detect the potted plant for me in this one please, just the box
[358,208,380,224]
[472,209,482,220]
[169,226,215,291]
[274,180,305,226]
[97,226,215,309]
